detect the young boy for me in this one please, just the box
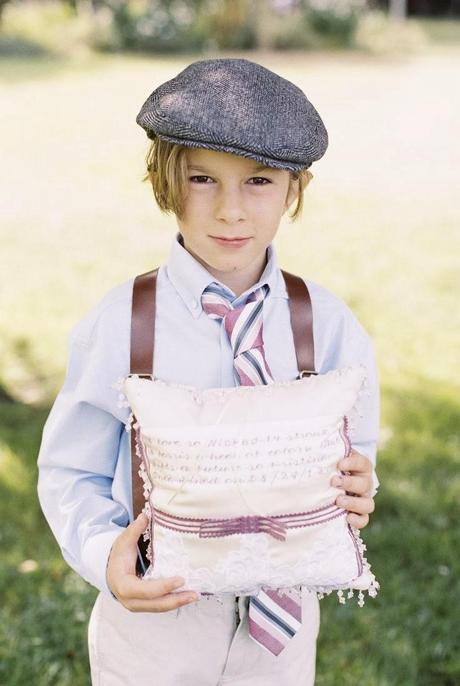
[37,58,379,685]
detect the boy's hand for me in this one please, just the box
[331,450,375,529]
[106,513,199,613]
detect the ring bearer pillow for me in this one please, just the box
[119,268,379,605]
[122,365,378,602]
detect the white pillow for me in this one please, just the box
[122,365,378,603]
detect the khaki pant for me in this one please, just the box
[88,588,320,685]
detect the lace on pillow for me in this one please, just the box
[334,398,380,606]
[112,376,134,432]
[133,424,154,564]
[112,377,154,563]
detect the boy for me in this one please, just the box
[37,58,378,685]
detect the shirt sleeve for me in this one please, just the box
[348,333,380,498]
[37,292,132,595]
[309,280,381,498]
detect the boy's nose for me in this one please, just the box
[215,189,246,224]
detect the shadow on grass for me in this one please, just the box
[0,394,96,686]
[0,35,50,58]
[0,377,459,685]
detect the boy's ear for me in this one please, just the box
[283,177,300,213]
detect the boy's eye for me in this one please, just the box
[189,176,271,185]
[249,177,271,185]
[189,175,212,184]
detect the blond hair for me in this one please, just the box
[142,137,313,222]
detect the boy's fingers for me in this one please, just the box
[346,513,369,529]
[336,494,375,515]
[113,514,149,552]
[331,474,372,495]
[107,515,152,587]
[122,591,200,613]
[117,575,186,601]
[337,451,372,474]
[125,513,149,540]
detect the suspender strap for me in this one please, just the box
[130,269,159,375]
[130,269,158,573]
[280,270,315,375]
[129,266,315,571]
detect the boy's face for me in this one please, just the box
[176,148,299,290]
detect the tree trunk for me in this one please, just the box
[0,0,10,26]
[389,0,408,19]
[251,0,271,49]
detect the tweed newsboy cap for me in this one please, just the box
[136,58,328,172]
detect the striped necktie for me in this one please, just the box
[201,281,302,656]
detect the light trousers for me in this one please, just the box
[88,588,320,685]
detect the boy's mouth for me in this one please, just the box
[209,236,252,247]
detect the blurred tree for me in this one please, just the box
[210,0,256,50]
[0,0,10,24]
[389,0,408,17]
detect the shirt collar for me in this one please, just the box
[166,231,287,319]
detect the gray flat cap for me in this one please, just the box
[136,58,328,172]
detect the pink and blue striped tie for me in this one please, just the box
[201,281,302,656]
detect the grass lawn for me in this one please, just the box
[1,42,459,685]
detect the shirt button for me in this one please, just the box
[190,298,199,309]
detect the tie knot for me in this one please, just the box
[201,283,269,321]
[201,281,273,385]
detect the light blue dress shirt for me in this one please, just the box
[37,232,380,596]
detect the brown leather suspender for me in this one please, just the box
[130,269,159,378]
[129,267,315,573]
[129,269,159,573]
[281,269,315,377]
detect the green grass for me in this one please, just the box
[1,45,460,684]
[0,401,97,685]
[316,380,460,685]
